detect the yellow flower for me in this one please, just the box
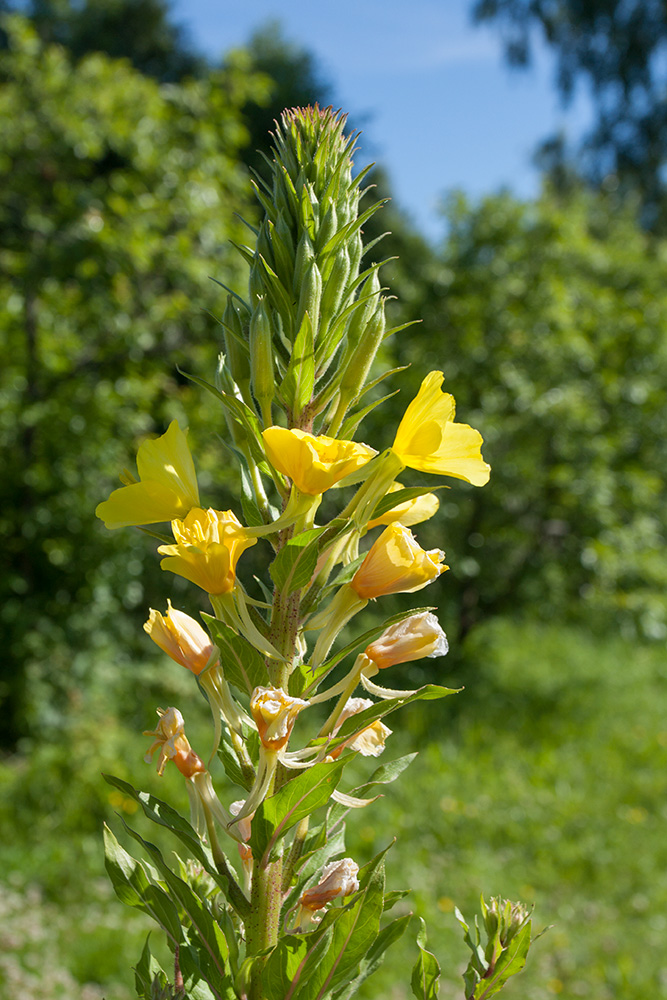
[392,371,490,485]
[365,611,448,669]
[143,602,216,676]
[96,420,200,529]
[351,523,448,600]
[366,482,440,530]
[262,426,376,495]
[158,508,256,595]
[144,707,206,779]
[250,686,308,751]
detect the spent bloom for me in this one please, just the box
[96,420,200,529]
[331,697,392,758]
[250,686,308,751]
[143,601,216,676]
[144,707,205,779]
[392,371,490,486]
[158,508,256,595]
[365,611,448,670]
[299,858,360,912]
[351,523,448,600]
[262,427,376,495]
[366,482,440,530]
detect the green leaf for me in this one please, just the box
[338,389,399,440]
[328,685,458,753]
[133,936,168,1000]
[279,310,315,416]
[218,739,253,791]
[328,755,418,829]
[472,922,532,1000]
[383,889,412,911]
[120,821,230,999]
[177,368,266,465]
[264,929,334,1000]
[332,912,413,1000]
[250,757,348,863]
[202,614,269,694]
[411,918,441,1000]
[269,527,328,595]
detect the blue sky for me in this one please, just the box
[172,0,592,242]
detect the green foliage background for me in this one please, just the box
[1,6,666,999]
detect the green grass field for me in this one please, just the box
[2,619,666,999]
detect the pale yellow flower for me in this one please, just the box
[262,426,376,495]
[143,707,205,779]
[366,482,440,529]
[144,601,215,675]
[96,421,200,529]
[331,697,392,758]
[365,611,448,670]
[158,508,256,595]
[392,372,490,485]
[351,523,448,600]
[299,858,360,911]
[250,686,308,751]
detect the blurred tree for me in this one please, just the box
[0,0,204,81]
[391,186,667,642]
[0,15,266,748]
[472,0,667,226]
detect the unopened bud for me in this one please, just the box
[299,858,359,911]
[144,602,216,676]
[365,612,448,670]
[222,296,250,389]
[249,298,274,418]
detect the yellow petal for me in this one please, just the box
[96,480,187,529]
[136,420,200,507]
[262,427,376,495]
[366,482,440,529]
[351,523,448,599]
[392,372,490,486]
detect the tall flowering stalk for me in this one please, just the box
[99,107,537,1000]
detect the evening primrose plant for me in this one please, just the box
[98,106,537,1000]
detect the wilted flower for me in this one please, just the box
[144,707,205,779]
[143,601,216,675]
[158,508,256,595]
[262,427,376,495]
[250,686,308,751]
[392,372,490,485]
[351,523,448,600]
[365,611,448,670]
[330,697,391,758]
[299,858,360,911]
[96,420,200,529]
[366,482,440,530]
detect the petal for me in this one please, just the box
[412,421,491,485]
[96,480,188,529]
[136,421,200,508]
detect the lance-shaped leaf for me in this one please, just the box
[328,755,417,829]
[250,757,348,864]
[177,368,267,466]
[332,912,413,1000]
[338,390,400,441]
[202,614,268,694]
[269,526,328,595]
[300,849,387,1000]
[104,825,182,943]
[133,935,169,1000]
[264,927,335,1000]
[411,917,441,1000]
[280,310,315,417]
[325,686,458,757]
[121,821,230,1000]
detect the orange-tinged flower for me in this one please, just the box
[250,686,308,751]
[144,601,215,675]
[392,372,490,485]
[144,707,205,779]
[365,611,448,669]
[262,426,376,495]
[299,858,360,911]
[366,482,440,529]
[158,508,256,595]
[330,697,392,758]
[351,523,448,600]
[96,421,200,529]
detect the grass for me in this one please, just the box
[2,618,666,999]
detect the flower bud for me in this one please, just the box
[365,612,448,670]
[144,707,205,779]
[299,858,360,911]
[144,602,216,676]
[482,896,531,948]
[222,295,251,390]
[250,686,308,751]
[351,523,448,600]
[249,297,274,417]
